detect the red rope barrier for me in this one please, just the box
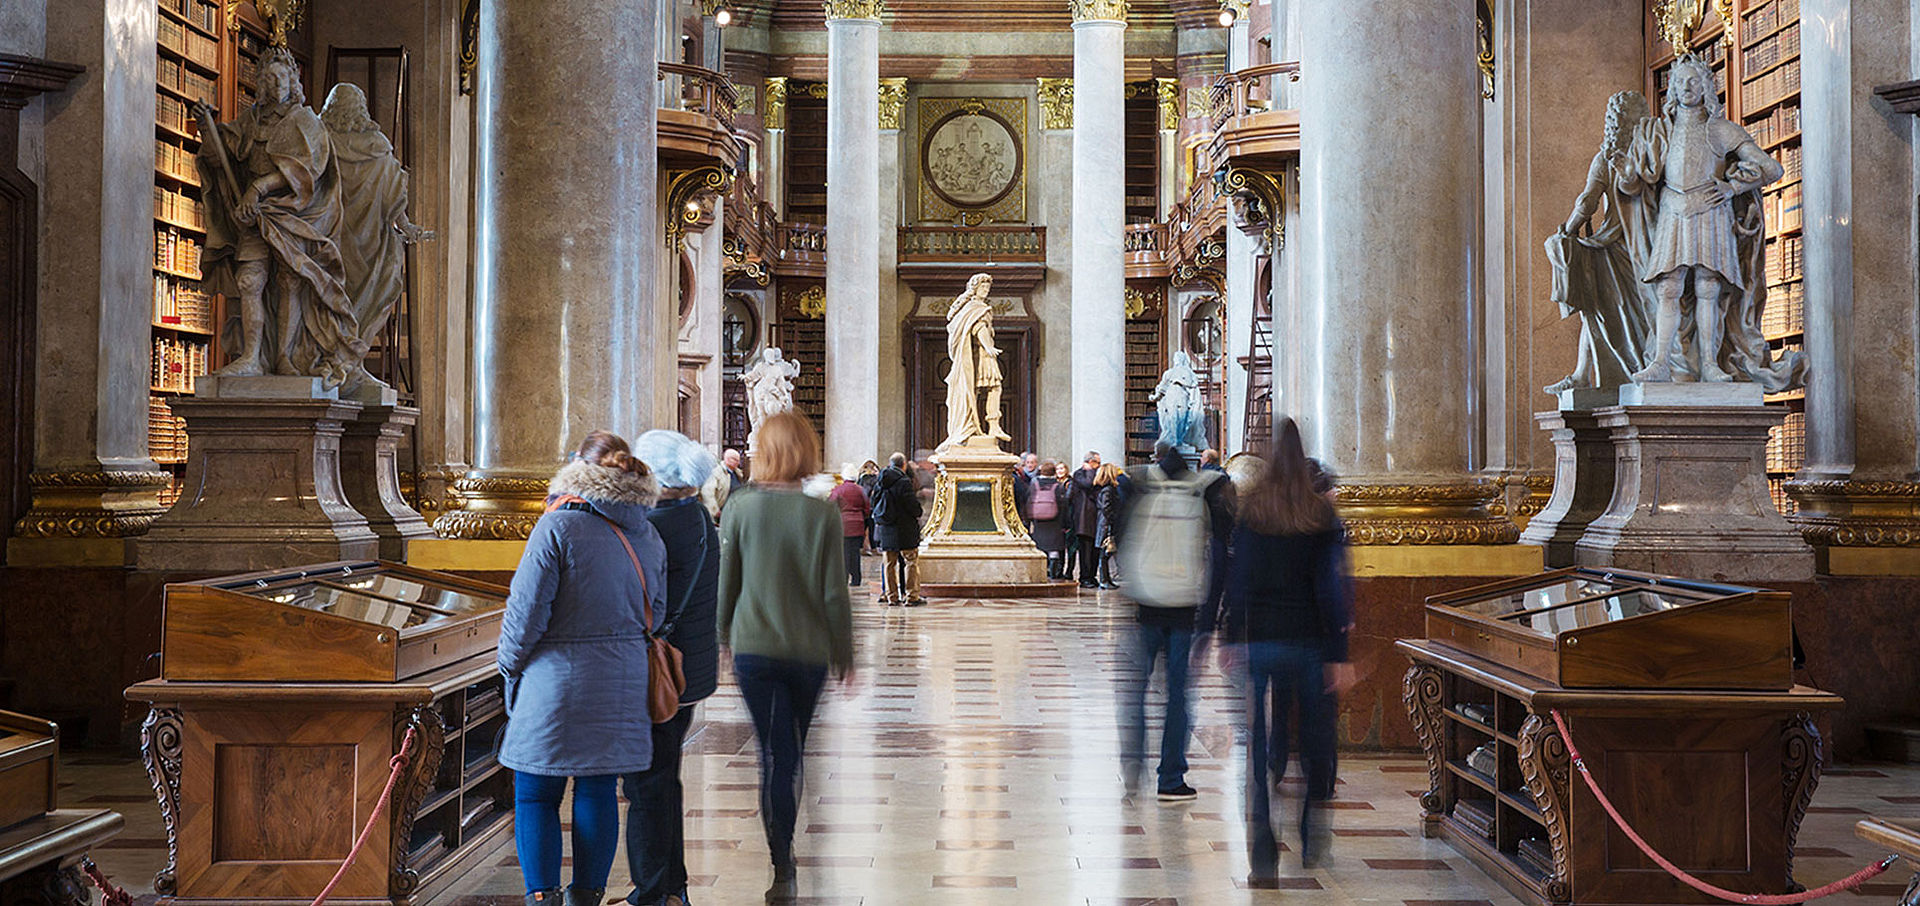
[309,724,420,906]
[80,858,134,906]
[1549,709,1899,905]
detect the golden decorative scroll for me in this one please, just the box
[1218,164,1285,250]
[764,77,788,129]
[793,284,827,320]
[227,0,305,46]
[1123,287,1150,319]
[1036,78,1074,130]
[1786,479,1920,547]
[11,469,171,538]
[1334,481,1522,545]
[1156,78,1179,130]
[663,166,735,250]
[1476,0,1495,100]
[430,475,551,540]
[877,77,908,129]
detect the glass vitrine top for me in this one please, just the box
[209,562,504,633]
[1436,568,1752,636]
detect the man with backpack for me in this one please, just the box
[869,452,927,606]
[1117,441,1235,800]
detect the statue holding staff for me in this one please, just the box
[940,273,1010,449]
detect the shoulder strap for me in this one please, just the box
[546,494,655,632]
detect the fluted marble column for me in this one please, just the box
[1070,0,1128,463]
[1298,0,1515,546]
[824,0,882,468]
[440,0,658,539]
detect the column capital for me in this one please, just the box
[878,77,908,129]
[764,77,788,128]
[823,0,885,21]
[1068,0,1128,24]
[1036,77,1073,129]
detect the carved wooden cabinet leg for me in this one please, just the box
[1403,663,1447,836]
[1781,711,1824,890]
[0,862,89,906]
[389,705,448,900]
[1518,712,1572,905]
[139,706,183,896]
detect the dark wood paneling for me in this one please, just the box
[904,318,1035,457]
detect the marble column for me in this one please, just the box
[1298,0,1516,546]
[1787,0,1920,574]
[439,0,658,539]
[823,1,882,469]
[1070,0,1128,463]
[9,1,170,565]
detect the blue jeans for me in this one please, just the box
[513,771,619,893]
[1243,640,1336,865]
[1120,623,1194,790]
[623,705,695,905]
[733,654,827,866]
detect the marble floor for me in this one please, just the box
[71,582,1920,905]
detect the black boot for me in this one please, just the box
[564,886,604,906]
[525,889,563,906]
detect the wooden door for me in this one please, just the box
[905,319,1034,457]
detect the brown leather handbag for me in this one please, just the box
[547,495,686,723]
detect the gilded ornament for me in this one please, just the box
[1785,479,1920,547]
[1476,0,1495,101]
[11,469,171,538]
[663,166,735,250]
[877,77,908,130]
[1184,86,1213,123]
[1124,287,1151,319]
[429,474,552,540]
[1333,481,1521,545]
[1654,0,1734,51]
[823,0,885,20]
[458,0,479,95]
[1156,78,1179,130]
[227,0,305,46]
[1218,165,1285,250]
[764,78,788,129]
[1069,0,1128,23]
[1036,78,1074,130]
[733,82,756,116]
[917,96,1028,223]
[794,284,827,320]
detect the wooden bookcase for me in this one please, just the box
[1647,0,1803,515]
[771,299,827,441]
[1123,287,1165,464]
[1123,83,1158,224]
[784,84,828,221]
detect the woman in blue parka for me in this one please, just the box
[498,430,667,906]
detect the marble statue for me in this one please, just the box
[1543,90,1656,395]
[1150,351,1206,450]
[940,273,1010,449]
[743,347,801,445]
[194,48,432,395]
[321,83,434,400]
[1616,54,1805,391]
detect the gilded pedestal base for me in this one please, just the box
[1335,480,1522,546]
[340,406,434,560]
[1786,480,1920,575]
[917,442,1050,590]
[429,474,550,541]
[1517,410,1614,568]
[6,468,171,565]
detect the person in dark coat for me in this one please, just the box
[620,431,721,906]
[1068,451,1103,588]
[1013,451,1038,527]
[869,452,925,605]
[499,431,666,906]
[855,460,881,550]
[1222,418,1355,879]
[1029,460,1071,578]
[1093,462,1125,589]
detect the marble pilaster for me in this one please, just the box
[1070,6,1128,463]
[1787,0,1920,574]
[1297,0,1515,545]
[877,96,905,454]
[439,0,659,539]
[1515,409,1611,568]
[823,4,882,468]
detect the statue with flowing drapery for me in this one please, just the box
[940,274,1010,449]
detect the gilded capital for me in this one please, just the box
[1069,0,1127,22]
[878,77,908,130]
[1155,77,1178,130]
[1036,78,1073,130]
[764,77,788,129]
[823,0,885,20]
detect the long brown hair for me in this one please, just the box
[751,411,820,484]
[1239,418,1333,535]
[575,430,650,478]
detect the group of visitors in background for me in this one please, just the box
[492,411,1355,903]
[496,411,854,906]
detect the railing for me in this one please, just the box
[1123,222,1166,255]
[659,62,738,133]
[1209,61,1300,133]
[897,225,1045,262]
[784,221,827,254]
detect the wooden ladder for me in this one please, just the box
[1241,307,1275,453]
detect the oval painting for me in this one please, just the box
[923,111,1021,209]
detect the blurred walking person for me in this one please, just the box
[717,412,856,902]
[1223,419,1354,877]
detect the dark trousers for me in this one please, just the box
[621,705,695,905]
[1243,640,1337,869]
[1120,623,1195,789]
[842,535,864,585]
[1075,534,1100,584]
[513,772,619,893]
[733,654,827,866]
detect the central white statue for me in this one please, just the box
[743,346,800,449]
[940,273,1010,450]
[1151,351,1205,450]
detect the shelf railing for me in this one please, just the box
[1209,61,1301,133]
[897,225,1046,263]
[658,62,738,133]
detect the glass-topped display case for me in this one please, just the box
[161,561,510,682]
[1424,566,1793,690]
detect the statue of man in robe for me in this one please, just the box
[1616,55,1805,390]
[195,46,362,389]
[320,83,433,401]
[1151,351,1205,450]
[744,347,801,448]
[941,273,1010,449]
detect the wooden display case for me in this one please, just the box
[129,563,514,906]
[0,712,56,833]
[1424,566,1793,691]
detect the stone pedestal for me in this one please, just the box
[1574,394,1814,582]
[135,378,377,572]
[1517,409,1613,568]
[916,441,1051,595]
[340,405,433,560]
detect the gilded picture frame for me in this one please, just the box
[916,96,1028,224]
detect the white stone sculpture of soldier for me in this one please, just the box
[940,273,1010,449]
[1543,90,1656,394]
[1616,54,1804,390]
[1150,351,1205,450]
[743,347,801,448]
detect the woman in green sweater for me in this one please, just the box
[716,410,854,902]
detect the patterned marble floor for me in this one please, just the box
[70,582,1920,905]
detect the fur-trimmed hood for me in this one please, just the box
[548,459,660,525]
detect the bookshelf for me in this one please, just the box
[784,84,828,222]
[1123,83,1158,224]
[1648,0,1803,515]
[1124,287,1165,464]
[772,285,828,441]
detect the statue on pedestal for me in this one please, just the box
[743,347,801,448]
[1543,90,1655,394]
[1151,351,1205,450]
[1614,54,1805,391]
[940,273,1010,450]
